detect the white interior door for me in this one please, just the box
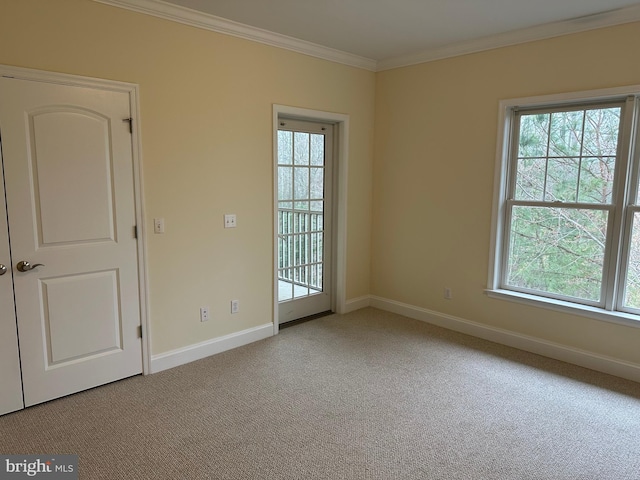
[0,76,143,407]
[0,163,24,416]
[277,119,333,324]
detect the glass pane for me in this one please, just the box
[294,167,309,200]
[293,233,302,263]
[515,158,545,201]
[278,236,284,267]
[311,232,320,262]
[278,166,292,201]
[518,113,549,158]
[583,107,621,157]
[301,233,309,265]
[317,263,323,290]
[294,132,309,165]
[545,158,579,202]
[295,267,308,292]
[310,167,324,200]
[624,212,640,310]
[549,110,584,157]
[577,157,615,204]
[311,213,323,232]
[310,200,323,213]
[507,206,608,302]
[287,232,293,266]
[296,212,308,234]
[278,131,292,165]
[278,269,294,301]
[279,209,291,235]
[278,211,284,237]
[310,134,325,166]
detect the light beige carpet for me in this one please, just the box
[1,308,639,479]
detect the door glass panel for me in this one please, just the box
[310,134,324,166]
[278,167,292,200]
[278,131,292,165]
[294,132,309,165]
[278,127,326,303]
[294,167,309,200]
[310,168,324,199]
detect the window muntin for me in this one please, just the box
[499,99,640,315]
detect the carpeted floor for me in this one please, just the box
[1,308,639,479]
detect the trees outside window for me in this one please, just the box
[492,94,640,318]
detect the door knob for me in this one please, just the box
[16,261,44,272]
[0,264,6,276]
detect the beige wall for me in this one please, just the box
[373,22,640,364]
[0,0,374,354]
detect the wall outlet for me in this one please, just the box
[200,306,210,322]
[231,299,239,314]
[444,288,452,300]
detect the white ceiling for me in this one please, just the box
[98,0,640,70]
[161,0,640,59]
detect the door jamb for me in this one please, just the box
[0,64,152,374]
[272,105,349,335]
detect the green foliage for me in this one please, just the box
[508,206,607,301]
[507,106,640,307]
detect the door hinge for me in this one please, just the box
[123,117,133,134]
[137,325,143,338]
[134,225,138,239]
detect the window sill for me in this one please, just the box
[485,289,640,329]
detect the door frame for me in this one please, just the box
[272,105,349,334]
[0,64,151,374]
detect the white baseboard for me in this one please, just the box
[343,295,371,313]
[370,296,640,383]
[150,323,273,373]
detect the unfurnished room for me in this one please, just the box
[1,0,640,478]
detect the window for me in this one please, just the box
[489,90,640,322]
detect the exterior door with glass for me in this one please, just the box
[277,119,333,324]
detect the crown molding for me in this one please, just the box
[377,4,640,71]
[92,0,378,71]
[93,0,640,73]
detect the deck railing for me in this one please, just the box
[277,207,323,292]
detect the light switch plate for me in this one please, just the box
[154,218,165,234]
[224,214,237,228]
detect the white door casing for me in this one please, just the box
[272,105,350,333]
[0,72,146,407]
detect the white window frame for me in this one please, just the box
[487,85,640,328]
